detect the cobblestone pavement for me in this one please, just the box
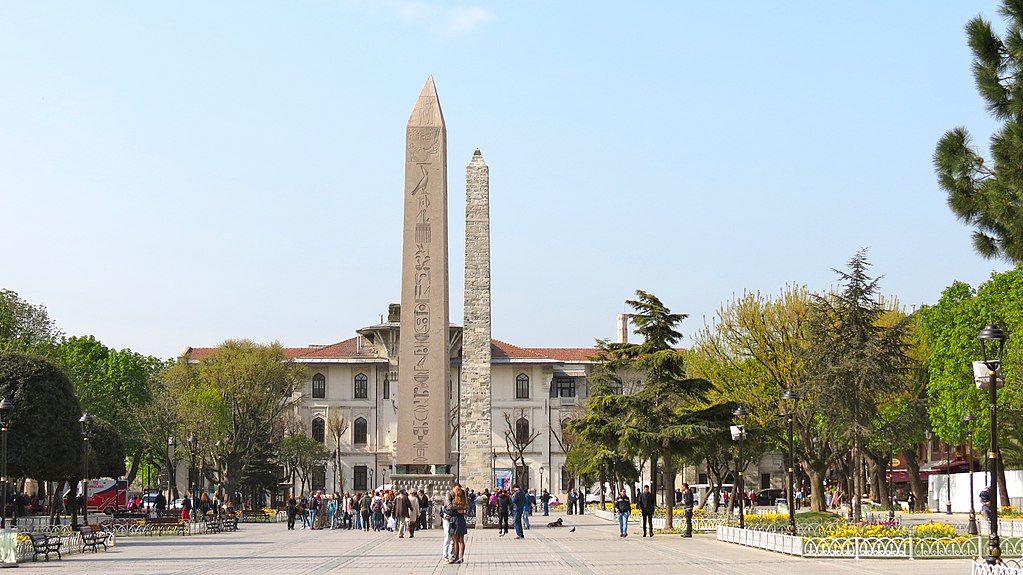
[30,515,974,574]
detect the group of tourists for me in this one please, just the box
[286,489,430,533]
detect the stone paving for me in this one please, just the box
[30,513,974,574]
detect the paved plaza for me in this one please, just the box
[27,514,976,574]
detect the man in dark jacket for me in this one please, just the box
[681,483,694,538]
[512,485,527,539]
[394,490,411,538]
[638,485,656,537]
[497,490,511,536]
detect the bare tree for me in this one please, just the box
[503,409,540,487]
[328,413,349,491]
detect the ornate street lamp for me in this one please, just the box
[883,424,895,521]
[0,399,12,530]
[79,414,94,527]
[965,413,978,535]
[782,389,799,535]
[539,466,545,494]
[733,405,748,529]
[945,437,953,515]
[978,323,1008,565]
[166,435,175,508]
[187,434,199,504]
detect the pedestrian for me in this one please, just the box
[675,488,683,506]
[371,492,384,531]
[523,490,534,530]
[155,492,167,518]
[497,489,511,536]
[638,484,655,537]
[327,493,338,529]
[181,492,192,523]
[417,489,429,530]
[907,490,917,512]
[286,493,297,530]
[512,484,527,538]
[360,492,372,531]
[681,483,694,538]
[442,484,456,563]
[541,489,551,516]
[407,490,419,538]
[578,489,585,515]
[980,487,992,521]
[299,495,310,529]
[614,488,631,537]
[309,491,321,529]
[394,489,411,538]
[567,489,576,515]
[447,484,468,564]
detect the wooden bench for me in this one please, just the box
[28,533,61,561]
[240,509,271,523]
[222,516,238,531]
[204,519,222,534]
[143,516,186,536]
[77,525,110,553]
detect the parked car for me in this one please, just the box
[169,498,187,510]
[756,488,784,506]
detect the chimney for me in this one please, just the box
[616,314,629,344]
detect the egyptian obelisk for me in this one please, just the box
[460,149,492,489]
[398,77,450,467]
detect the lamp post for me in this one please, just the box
[966,413,978,535]
[539,466,544,495]
[167,435,175,505]
[733,405,748,529]
[187,435,198,503]
[0,399,12,530]
[978,323,1008,565]
[79,414,94,528]
[782,390,799,535]
[945,438,953,515]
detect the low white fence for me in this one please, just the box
[717,526,803,555]
[591,509,730,532]
[973,560,1023,575]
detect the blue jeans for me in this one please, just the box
[308,509,317,528]
[543,502,549,516]
[618,512,629,535]
[513,510,524,537]
[354,512,362,530]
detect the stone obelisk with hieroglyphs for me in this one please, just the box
[398,77,450,467]
[460,149,492,489]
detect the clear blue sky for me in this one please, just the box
[0,1,1012,358]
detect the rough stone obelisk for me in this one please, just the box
[398,77,450,467]
[460,149,492,489]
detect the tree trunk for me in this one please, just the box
[903,448,925,511]
[804,462,828,511]
[998,455,1010,510]
[661,452,676,530]
[124,449,143,486]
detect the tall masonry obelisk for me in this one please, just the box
[460,149,492,488]
[398,77,450,467]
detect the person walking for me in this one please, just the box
[578,489,585,515]
[614,488,631,537]
[154,492,167,518]
[394,489,411,538]
[446,484,469,564]
[407,490,419,538]
[638,484,656,537]
[497,489,511,536]
[681,483,694,538]
[541,489,551,516]
[417,489,429,530]
[286,493,297,530]
[567,489,576,515]
[441,484,457,563]
[360,492,372,531]
[512,484,527,538]
[523,490,534,530]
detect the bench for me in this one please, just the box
[28,533,61,561]
[222,516,238,531]
[143,516,186,536]
[204,519,222,534]
[77,525,110,553]
[240,509,272,523]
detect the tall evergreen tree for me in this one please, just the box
[934,0,1023,263]
[805,251,912,522]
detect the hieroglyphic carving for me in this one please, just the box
[399,77,448,466]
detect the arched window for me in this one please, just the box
[354,373,368,399]
[515,373,529,399]
[312,373,326,399]
[516,417,530,444]
[311,417,325,443]
[354,417,368,445]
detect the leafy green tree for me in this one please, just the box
[278,435,330,495]
[165,340,305,501]
[934,0,1023,262]
[805,251,912,522]
[918,267,1023,506]
[0,289,62,356]
[57,336,165,484]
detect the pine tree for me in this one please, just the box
[934,0,1023,263]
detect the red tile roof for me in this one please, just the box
[524,348,600,362]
